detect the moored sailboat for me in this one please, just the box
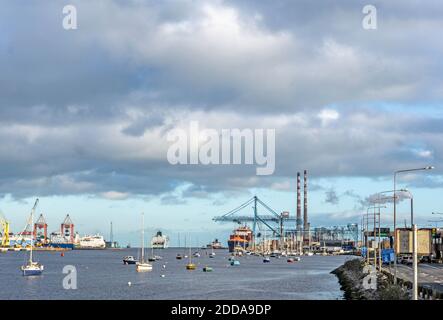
[185,235,196,270]
[21,199,44,276]
[136,213,152,272]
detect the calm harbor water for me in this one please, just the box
[0,249,354,300]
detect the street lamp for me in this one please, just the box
[393,166,434,284]
[365,206,386,267]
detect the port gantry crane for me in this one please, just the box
[0,212,10,247]
[213,196,296,241]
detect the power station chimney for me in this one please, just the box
[296,172,302,237]
[303,170,308,239]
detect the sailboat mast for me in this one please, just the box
[29,198,39,263]
[30,206,33,263]
[141,212,145,262]
[189,235,192,264]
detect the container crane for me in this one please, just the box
[213,196,296,239]
[0,212,10,247]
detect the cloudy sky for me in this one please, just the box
[1,0,442,245]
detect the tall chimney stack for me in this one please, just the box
[296,172,302,237]
[303,170,308,239]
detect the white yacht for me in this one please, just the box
[136,213,152,272]
[21,199,44,276]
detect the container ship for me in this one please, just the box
[151,231,169,249]
[228,226,253,252]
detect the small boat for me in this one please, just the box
[148,247,156,261]
[228,256,235,261]
[185,235,196,270]
[263,257,271,263]
[306,252,314,256]
[287,258,294,263]
[22,261,44,276]
[123,256,137,265]
[186,263,197,270]
[136,213,153,273]
[230,260,240,266]
[270,254,277,258]
[154,255,163,260]
[193,252,201,258]
[294,257,301,262]
[147,246,159,262]
[176,254,183,260]
[203,266,213,272]
[209,252,216,258]
[21,199,44,276]
[136,262,153,272]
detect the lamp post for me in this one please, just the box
[365,206,386,267]
[412,224,418,300]
[371,190,404,271]
[393,166,434,284]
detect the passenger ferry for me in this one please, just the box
[74,234,106,250]
[151,231,169,249]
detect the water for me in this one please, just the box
[0,249,354,300]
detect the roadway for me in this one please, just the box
[383,263,443,293]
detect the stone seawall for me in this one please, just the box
[331,259,409,300]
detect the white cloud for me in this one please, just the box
[100,191,130,200]
[318,109,340,126]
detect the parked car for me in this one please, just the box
[401,256,413,265]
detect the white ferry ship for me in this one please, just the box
[150,231,169,249]
[74,234,106,250]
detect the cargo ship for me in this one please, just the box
[151,231,169,249]
[228,226,253,253]
[206,239,223,249]
[48,231,74,250]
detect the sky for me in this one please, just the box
[0,0,442,246]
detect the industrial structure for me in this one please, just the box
[61,214,75,243]
[0,213,10,247]
[34,214,48,243]
[213,170,359,252]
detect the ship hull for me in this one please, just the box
[73,246,106,250]
[228,240,249,253]
[151,244,168,249]
[22,269,43,276]
[49,243,74,250]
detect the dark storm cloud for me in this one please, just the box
[0,0,441,200]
